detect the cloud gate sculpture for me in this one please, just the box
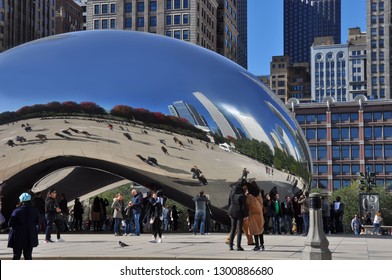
[0,30,311,224]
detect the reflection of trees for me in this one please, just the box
[0,101,208,141]
[111,105,208,140]
[212,133,310,181]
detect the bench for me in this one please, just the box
[362,225,392,235]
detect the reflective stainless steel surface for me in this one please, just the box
[0,31,311,223]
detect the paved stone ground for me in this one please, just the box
[1,232,391,260]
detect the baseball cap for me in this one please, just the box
[19,193,31,202]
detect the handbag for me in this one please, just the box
[149,217,155,224]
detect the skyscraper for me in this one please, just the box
[284,0,341,64]
[366,0,391,99]
[87,0,218,52]
[0,0,56,52]
[236,0,247,69]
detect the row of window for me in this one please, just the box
[310,144,392,161]
[371,51,385,60]
[297,111,392,124]
[314,164,392,176]
[315,52,345,61]
[306,126,392,141]
[94,18,116,29]
[94,3,116,15]
[167,0,189,10]
[166,29,189,40]
[371,1,385,12]
[166,14,189,25]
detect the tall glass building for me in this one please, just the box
[284,0,341,64]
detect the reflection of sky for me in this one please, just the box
[0,30,310,164]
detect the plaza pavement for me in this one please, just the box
[1,232,391,260]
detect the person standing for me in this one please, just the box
[333,196,345,233]
[149,191,163,243]
[45,189,63,243]
[271,193,282,234]
[245,181,265,251]
[131,189,142,236]
[193,191,209,235]
[8,193,40,260]
[58,194,69,232]
[292,196,303,235]
[281,196,293,234]
[111,194,124,236]
[321,195,331,234]
[299,191,310,236]
[351,214,361,235]
[228,183,248,251]
[91,196,102,232]
[72,198,83,231]
[372,212,383,235]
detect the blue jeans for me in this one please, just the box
[302,212,309,235]
[272,216,281,234]
[113,218,121,234]
[372,223,380,234]
[133,212,141,235]
[193,211,206,234]
[283,215,292,233]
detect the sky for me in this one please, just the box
[247,0,367,76]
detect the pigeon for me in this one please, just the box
[119,241,129,248]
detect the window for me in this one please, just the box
[385,145,392,158]
[183,30,189,40]
[374,145,382,158]
[110,18,115,28]
[333,180,341,190]
[351,145,359,159]
[379,2,384,10]
[317,114,326,123]
[332,146,340,159]
[350,113,358,122]
[310,146,316,160]
[342,164,350,174]
[351,127,359,140]
[110,3,116,13]
[371,2,377,11]
[150,16,157,26]
[318,128,326,140]
[102,4,108,14]
[306,114,317,123]
[306,128,316,140]
[365,145,373,159]
[138,2,144,12]
[333,165,341,174]
[296,115,305,124]
[352,165,360,175]
[341,146,350,159]
[94,4,100,15]
[183,14,189,24]
[174,30,181,39]
[174,14,181,24]
[385,127,392,139]
[174,0,181,9]
[102,19,108,29]
[317,146,327,160]
[166,0,172,9]
[318,165,328,174]
[341,128,349,140]
[375,164,384,174]
[125,18,132,28]
[137,17,144,27]
[332,128,340,140]
[166,30,172,37]
[150,1,157,11]
[374,127,382,139]
[125,3,132,13]
[94,19,100,29]
[183,0,189,8]
[166,15,172,25]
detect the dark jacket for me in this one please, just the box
[149,197,163,220]
[281,200,293,216]
[227,185,248,218]
[271,198,282,217]
[8,203,40,249]
[132,193,143,214]
[45,197,58,220]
